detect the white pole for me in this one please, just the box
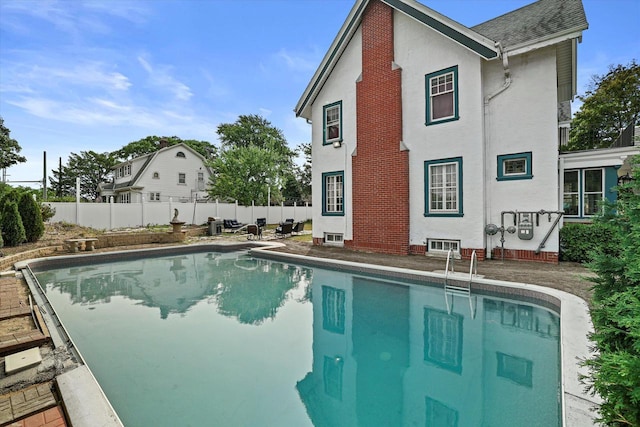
[75,177,80,225]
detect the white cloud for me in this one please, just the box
[137,56,193,101]
[276,48,318,72]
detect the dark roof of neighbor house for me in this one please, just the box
[471,0,588,49]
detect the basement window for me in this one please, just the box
[324,233,344,246]
[427,239,459,254]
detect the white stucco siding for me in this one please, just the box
[483,47,561,254]
[311,27,362,241]
[394,12,486,251]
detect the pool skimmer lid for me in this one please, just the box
[5,347,42,375]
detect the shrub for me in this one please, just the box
[559,222,621,263]
[40,203,56,222]
[18,192,44,243]
[583,155,640,426]
[0,228,3,248]
[1,201,26,246]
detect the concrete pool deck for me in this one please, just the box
[3,237,599,426]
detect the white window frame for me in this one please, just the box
[178,173,186,185]
[424,158,462,216]
[427,239,460,255]
[583,168,604,217]
[322,171,344,216]
[324,233,344,246]
[149,192,161,202]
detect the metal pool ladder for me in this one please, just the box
[444,249,478,318]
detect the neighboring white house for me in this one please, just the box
[295,0,589,263]
[98,143,212,203]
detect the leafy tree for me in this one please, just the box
[583,155,640,426]
[208,115,294,205]
[297,142,312,203]
[0,116,27,171]
[208,145,283,205]
[49,151,117,201]
[567,61,640,151]
[18,192,44,242]
[1,201,26,246]
[114,136,215,160]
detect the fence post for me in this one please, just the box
[192,199,197,225]
[235,200,238,220]
[109,196,114,230]
[141,196,146,227]
[75,177,80,225]
[281,202,284,224]
[215,199,219,217]
[251,201,255,224]
[169,198,173,223]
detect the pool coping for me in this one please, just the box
[16,241,600,427]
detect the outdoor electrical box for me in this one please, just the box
[518,213,534,240]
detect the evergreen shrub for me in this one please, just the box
[1,201,26,246]
[18,192,44,242]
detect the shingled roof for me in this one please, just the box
[471,0,588,49]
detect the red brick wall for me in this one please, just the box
[491,247,559,264]
[351,0,409,255]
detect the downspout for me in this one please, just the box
[483,42,511,259]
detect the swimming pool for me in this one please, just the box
[31,248,563,426]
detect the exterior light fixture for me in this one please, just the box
[332,140,342,148]
[618,173,633,186]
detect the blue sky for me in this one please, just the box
[1,0,638,187]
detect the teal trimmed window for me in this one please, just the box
[497,152,532,181]
[322,286,345,334]
[424,157,463,217]
[424,308,463,374]
[322,171,344,216]
[425,66,458,125]
[323,101,342,145]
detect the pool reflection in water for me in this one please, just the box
[35,251,560,427]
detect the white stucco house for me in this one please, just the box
[98,143,212,203]
[295,0,590,263]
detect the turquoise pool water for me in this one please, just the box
[35,251,561,426]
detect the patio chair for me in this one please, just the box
[292,221,305,235]
[275,222,293,238]
[246,224,262,240]
[256,218,267,228]
[223,219,244,231]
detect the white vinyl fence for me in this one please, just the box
[46,200,312,230]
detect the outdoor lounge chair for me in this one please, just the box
[256,218,267,228]
[275,222,293,238]
[292,221,305,235]
[223,219,244,231]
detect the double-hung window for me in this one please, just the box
[322,171,344,216]
[323,101,342,145]
[563,169,604,217]
[178,173,186,185]
[425,66,458,125]
[583,169,603,216]
[425,158,463,216]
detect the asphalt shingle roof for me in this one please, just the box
[471,0,588,48]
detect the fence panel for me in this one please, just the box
[44,201,311,230]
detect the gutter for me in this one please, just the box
[483,42,512,259]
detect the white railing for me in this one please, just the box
[45,200,312,230]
